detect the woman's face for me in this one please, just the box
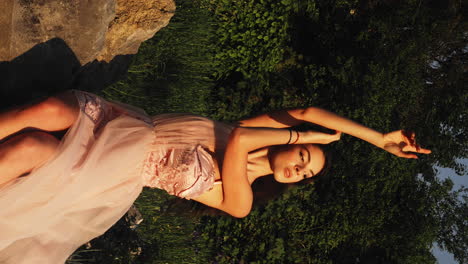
[269,144,325,183]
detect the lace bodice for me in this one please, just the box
[141,114,234,199]
[141,144,215,198]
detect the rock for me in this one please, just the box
[0,0,175,107]
[97,0,175,62]
[0,0,115,65]
[0,0,175,65]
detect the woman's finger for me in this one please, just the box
[402,144,431,154]
[332,131,342,142]
[416,147,431,154]
[333,131,342,140]
[396,150,418,159]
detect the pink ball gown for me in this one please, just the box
[0,90,233,263]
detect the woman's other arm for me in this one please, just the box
[192,126,338,217]
[193,127,270,218]
[238,109,307,128]
[193,127,296,217]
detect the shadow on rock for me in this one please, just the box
[0,38,133,110]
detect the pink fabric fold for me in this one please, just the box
[0,91,154,264]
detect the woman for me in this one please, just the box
[0,90,430,263]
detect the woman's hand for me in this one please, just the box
[382,130,431,159]
[299,130,342,145]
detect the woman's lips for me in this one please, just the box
[284,168,291,178]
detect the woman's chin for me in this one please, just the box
[273,173,286,183]
[272,173,281,183]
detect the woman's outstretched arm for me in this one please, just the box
[239,107,431,158]
[240,107,381,144]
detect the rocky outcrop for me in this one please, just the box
[0,0,175,107]
[97,0,176,62]
[0,0,175,65]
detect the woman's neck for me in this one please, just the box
[246,147,273,184]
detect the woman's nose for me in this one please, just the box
[294,165,302,176]
[295,165,308,178]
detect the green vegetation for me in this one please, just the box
[100,0,217,116]
[70,0,466,263]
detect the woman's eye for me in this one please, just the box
[303,174,307,179]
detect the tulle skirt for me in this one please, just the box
[0,91,154,263]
